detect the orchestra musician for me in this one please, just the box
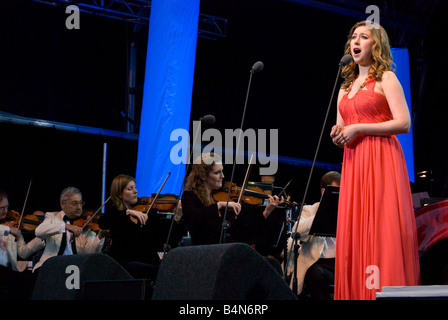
[98,174,160,286]
[181,152,282,246]
[0,190,45,299]
[33,187,106,272]
[286,171,341,300]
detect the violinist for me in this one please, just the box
[0,190,45,299]
[98,174,160,285]
[33,187,106,272]
[181,152,282,246]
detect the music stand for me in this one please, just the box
[309,185,340,237]
[254,207,288,257]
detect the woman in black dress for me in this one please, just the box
[181,153,281,245]
[98,174,160,283]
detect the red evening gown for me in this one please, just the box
[334,77,420,300]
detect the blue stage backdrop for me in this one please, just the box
[135,0,200,196]
[391,48,415,183]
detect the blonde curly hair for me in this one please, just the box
[185,153,222,206]
[341,21,394,90]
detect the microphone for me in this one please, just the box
[199,114,215,124]
[339,54,353,66]
[250,61,264,73]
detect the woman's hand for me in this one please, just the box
[126,209,148,225]
[218,201,242,215]
[263,195,283,218]
[330,125,344,148]
[330,124,359,147]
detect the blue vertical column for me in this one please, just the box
[391,48,415,182]
[135,0,200,195]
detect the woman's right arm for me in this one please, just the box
[216,201,241,215]
[330,88,347,148]
[98,207,128,230]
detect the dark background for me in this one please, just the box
[0,0,446,213]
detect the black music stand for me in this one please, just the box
[255,207,288,257]
[309,185,340,237]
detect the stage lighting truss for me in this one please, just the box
[27,0,227,40]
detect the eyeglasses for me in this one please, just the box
[0,205,9,211]
[68,201,85,207]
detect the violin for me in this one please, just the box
[0,209,20,227]
[132,195,179,213]
[67,198,111,246]
[20,212,44,231]
[128,172,172,225]
[73,210,100,232]
[72,196,111,232]
[1,209,45,232]
[213,153,272,207]
[213,152,289,208]
[212,181,270,207]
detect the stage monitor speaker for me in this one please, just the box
[82,279,147,300]
[32,254,133,300]
[152,242,297,300]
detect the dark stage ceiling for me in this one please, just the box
[0,0,446,209]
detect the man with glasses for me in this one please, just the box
[33,187,105,272]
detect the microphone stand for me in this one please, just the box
[219,62,263,244]
[287,57,349,296]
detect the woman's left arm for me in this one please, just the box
[262,195,282,219]
[380,71,411,133]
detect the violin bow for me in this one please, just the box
[277,179,295,207]
[81,196,111,231]
[237,152,255,204]
[17,179,33,229]
[145,172,171,215]
[277,179,292,198]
